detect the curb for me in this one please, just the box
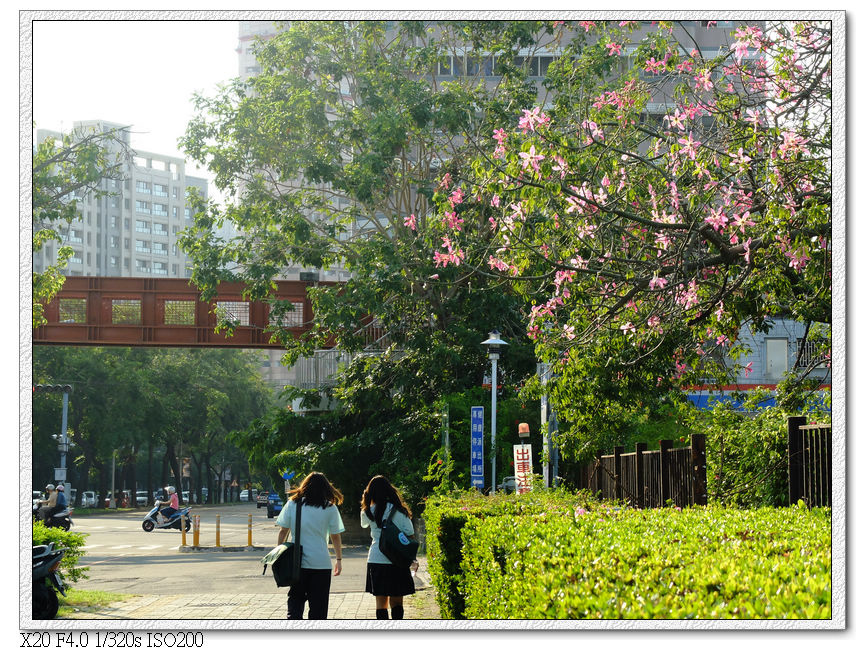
[178,545,268,553]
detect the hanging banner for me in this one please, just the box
[470,406,484,489]
[513,444,533,494]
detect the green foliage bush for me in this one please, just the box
[32,521,89,583]
[424,492,831,619]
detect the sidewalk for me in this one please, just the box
[62,557,439,621]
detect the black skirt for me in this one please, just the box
[365,562,416,597]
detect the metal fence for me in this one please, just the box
[571,434,707,509]
[787,416,831,507]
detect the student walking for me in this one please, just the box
[360,475,418,619]
[275,472,345,619]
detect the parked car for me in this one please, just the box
[32,491,42,508]
[256,491,269,508]
[182,491,190,503]
[266,491,283,519]
[80,491,96,508]
[136,491,149,507]
[497,476,517,494]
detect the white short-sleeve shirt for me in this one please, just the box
[360,502,414,565]
[276,499,345,570]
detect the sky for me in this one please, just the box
[32,19,240,196]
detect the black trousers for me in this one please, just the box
[287,568,332,619]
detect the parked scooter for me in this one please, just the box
[32,504,74,531]
[141,504,191,532]
[32,543,66,619]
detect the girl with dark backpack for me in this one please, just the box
[360,475,418,619]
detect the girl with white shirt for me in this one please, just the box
[276,472,345,619]
[360,475,418,619]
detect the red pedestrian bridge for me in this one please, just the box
[33,276,320,348]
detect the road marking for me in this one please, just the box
[109,545,133,549]
[81,544,103,550]
[138,545,163,550]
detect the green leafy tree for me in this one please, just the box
[32,125,131,327]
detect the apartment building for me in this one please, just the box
[34,120,207,280]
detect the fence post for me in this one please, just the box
[690,433,707,506]
[659,439,672,506]
[787,416,807,505]
[594,450,603,497]
[635,442,647,509]
[613,446,623,502]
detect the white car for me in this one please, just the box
[136,490,149,506]
[81,491,97,507]
[497,476,517,493]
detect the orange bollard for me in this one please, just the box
[215,514,221,547]
[248,513,253,547]
[193,515,200,547]
[181,512,187,546]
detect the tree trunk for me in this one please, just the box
[165,440,184,505]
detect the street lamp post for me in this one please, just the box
[481,330,507,495]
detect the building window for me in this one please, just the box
[111,236,119,248]
[172,206,178,217]
[154,183,168,197]
[153,242,168,256]
[184,208,191,219]
[135,260,150,273]
[110,256,118,266]
[136,180,151,194]
[68,229,83,244]
[216,301,250,326]
[112,299,141,324]
[135,240,151,253]
[69,250,83,265]
[135,220,151,233]
[796,338,829,369]
[164,300,195,325]
[153,262,168,275]
[110,215,118,228]
[153,223,169,236]
[58,298,86,324]
[153,203,169,217]
[136,201,151,215]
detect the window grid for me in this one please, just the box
[58,298,86,323]
[164,300,195,325]
[112,299,141,324]
[271,302,305,328]
[216,301,250,326]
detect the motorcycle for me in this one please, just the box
[32,504,74,531]
[32,543,66,620]
[141,503,192,532]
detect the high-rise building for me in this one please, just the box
[33,119,207,280]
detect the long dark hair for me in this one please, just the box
[360,475,411,526]
[288,472,344,508]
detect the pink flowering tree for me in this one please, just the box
[429,20,832,439]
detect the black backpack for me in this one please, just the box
[261,499,303,587]
[373,504,418,569]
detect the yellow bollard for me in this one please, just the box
[215,514,221,547]
[193,515,200,547]
[181,512,187,546]
[248,513,253,547]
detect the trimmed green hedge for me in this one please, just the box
[424,491,831,619]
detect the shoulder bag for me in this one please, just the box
[375,504,418,569]
[261,498,303,587]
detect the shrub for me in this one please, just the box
[423,489,603,618]
[32,520,89,584]
[458,503,830,619]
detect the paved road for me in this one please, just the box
[72,503,390,595]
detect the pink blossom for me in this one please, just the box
[518,107,550,133]
[519,144,545,173]
[403,213,417,231]
[490,195,500,208]
[443,211,464,231]
[644,57,664,75]
[439,173,452,190]
[730,147,752,170]
[563,324,576,340]
[449,187,464,205]
[664,108,687,131]
[677,132,701,160]
[578,21,596,32]
[620,321,636,336]
[744,362,753,376]
[716,334,729,346]
[606,42,622,56]
[693,69,713,91]
[648,276,668,290]
[493,128,507,145]
[488,216,497,231]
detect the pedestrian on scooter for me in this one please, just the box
[36,484,56,521]
[360,475,418,620]
[275,471,345,620]
[157,486,179,523]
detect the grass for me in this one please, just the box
[57,588,133,618]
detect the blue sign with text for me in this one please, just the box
[470,406,484,489]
